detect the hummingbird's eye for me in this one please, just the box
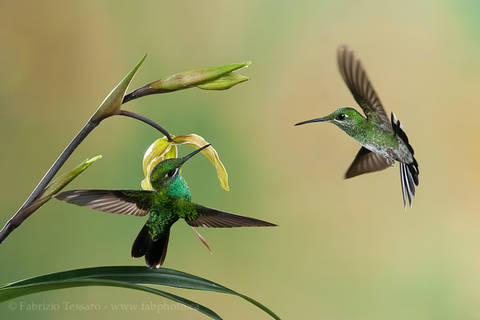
[335,113,346,121]
[164,169,177,178]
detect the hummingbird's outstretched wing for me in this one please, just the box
[337,45,393,131]
[186,204,277,228]
[55,190,153,216]
[345,147,394,179]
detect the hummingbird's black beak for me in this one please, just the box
[294,117,327,126]
[181,144,211,164]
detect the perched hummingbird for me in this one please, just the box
[295,45,419,207]
[55,145,276,268]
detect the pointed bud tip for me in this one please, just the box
[91,54,147,122]
[86,155,103,163]
[138,53,148,65]
[241,61,252,68]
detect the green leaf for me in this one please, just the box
[20,156,102,218]
[0,279,221,320]
[0,266,280,320]
[91,54,146,122]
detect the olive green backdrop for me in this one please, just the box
[1,1,479,319]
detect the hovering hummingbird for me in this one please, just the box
[55,145,276,268]
[295,45,419,207]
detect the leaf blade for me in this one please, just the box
[0,278,221,320]
[1,266,280,319]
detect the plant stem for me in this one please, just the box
[122,86,157,104]
[0,120,98,244]
[118,110,173,141]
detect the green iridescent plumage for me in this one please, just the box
[295,45,419,207]
[55,145,276,268]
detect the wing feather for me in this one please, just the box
[186,204,276,228]
[55,190,152,216]
[345,147,394,179]
[337,45,392,131]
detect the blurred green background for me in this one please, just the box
[1,1,480,319]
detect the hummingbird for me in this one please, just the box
[55,144,276,268]
[295,45,419,207]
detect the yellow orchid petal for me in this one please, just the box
[141,178,152,191]
[173,134,229,191]
[164,144,178,159]
[164,145,180,174]
[142,137,173,176]
[141,140,179,190]
[145,144,179,179]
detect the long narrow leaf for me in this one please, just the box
[0,278,220,320]
[1,266,280,319]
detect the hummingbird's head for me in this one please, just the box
[149,144,211,190]
[295,107,366,133]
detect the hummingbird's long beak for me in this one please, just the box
[294,117,327,126]
[181,144,211,164]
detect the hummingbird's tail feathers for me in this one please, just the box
[400,161,418,208]
[55,190,153,216]
[400,164,407,208]
[131,225,150,258]
[187,204,277,228]
[345,147,394,179]
[408,158,419,185]
[131,224,170,269]
[145,230,170,269]
[392,112,419,208]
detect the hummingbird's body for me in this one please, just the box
[56,145,276,268]
[295,46,419,207]
[147,174,192,240]
[336,108,412,163]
